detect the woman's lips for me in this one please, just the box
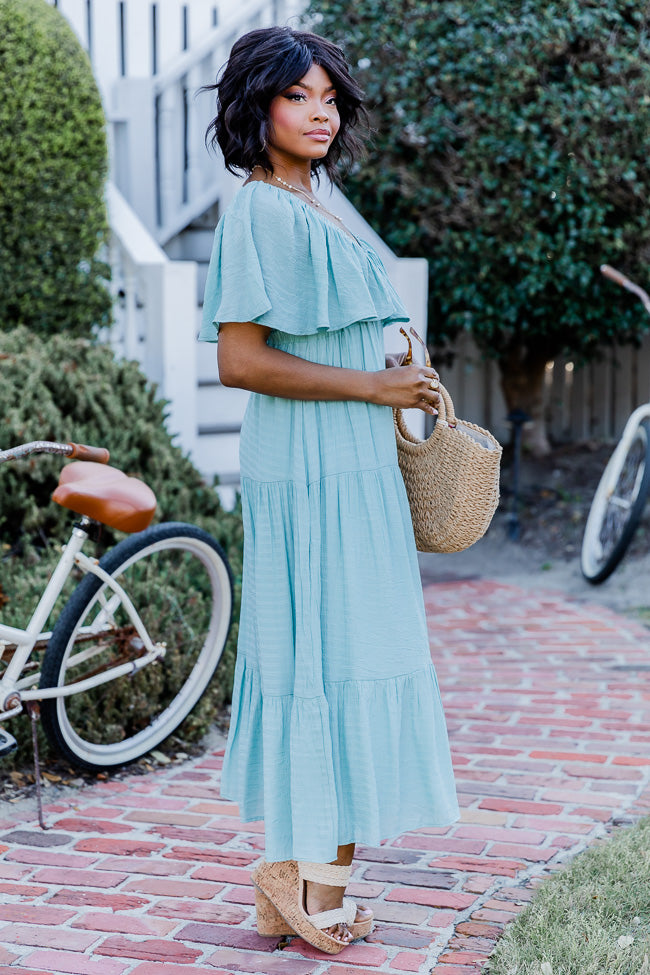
[305,131,331,141]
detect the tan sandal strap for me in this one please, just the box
[308,897,357,930]
[298,861,351,886]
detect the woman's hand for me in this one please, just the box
[370,363,440,414]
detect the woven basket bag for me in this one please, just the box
[393,383,502,553]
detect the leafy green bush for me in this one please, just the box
[308,0,650,451]
[0,328,243,768]
[0,0,111,337]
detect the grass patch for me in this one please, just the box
[484,818,650,975]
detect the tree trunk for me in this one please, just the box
[498,346,553,457]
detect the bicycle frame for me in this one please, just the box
[0,519,165,723]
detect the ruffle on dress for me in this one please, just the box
[199,181,408,341]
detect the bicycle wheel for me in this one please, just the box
[40,522,233,771]
[581,419,650,584]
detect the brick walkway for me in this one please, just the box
[1,580,650,975]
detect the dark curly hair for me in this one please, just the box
[204,26,367,182]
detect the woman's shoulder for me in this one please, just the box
[225,179,297,228]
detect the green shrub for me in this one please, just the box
[0,328,243,769]
[308,0,650,451]
[0,0,111,337]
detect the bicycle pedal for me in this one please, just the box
[0,727,18,757]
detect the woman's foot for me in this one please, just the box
[305,878,372,943]
[304,843,372,944]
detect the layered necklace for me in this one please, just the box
[271,173,344,224]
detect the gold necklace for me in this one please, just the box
[271,173,344,223]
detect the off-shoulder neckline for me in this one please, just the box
[241,179,367,249]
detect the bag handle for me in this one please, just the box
[398,327,456,428]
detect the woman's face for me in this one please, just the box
[267,63,340,169]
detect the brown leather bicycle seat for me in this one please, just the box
[52,462,157,533]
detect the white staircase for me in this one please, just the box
[49,0,428,504]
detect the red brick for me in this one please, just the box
[163,846,257,865]
[370,903,430,925]
[14,950,128,975]
[0,949,19,966]
[366,925,432,949]
[388,951,427,971]
[31,866,128,888]
[5,849,96,869]
[131,968,229,975]
[0,905,76,925]
[393,835,486,855]
[455,825,545,845]
[73,838,166,856]
[613,755,650,766]
[487,844,558,863]
[428,855,524,878]
[147,825,236,845]
[147,899,248,924]
[190,864,253,884]
[71,913,177,936]
[175,923,278,952]
[439,949,490,964]
[96,856,192,876]
[103,795,188,809]
[323,969,393,975]
[122,877,223,899]
[456,920,503,938]
[124,810,211,826]
[529,750,608,763]
[206,948,320,973]
[427,909,457,928]
[95,936,201,964]
[0,864,31,880]
[479,798,563,815]
[386,889,476,910]
[0,923,99,951]
[47,889,149,911]
[284,940,389,965]
[511,815,593,834]
[51,818,134,834]
[564,764,642,781]
[0,883,48,899]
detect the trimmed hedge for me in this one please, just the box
[0,0,111,336]
[0,328,243,768]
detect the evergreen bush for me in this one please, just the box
[308,0,650,452]
[0,328,243,769]
[0,0,112,337]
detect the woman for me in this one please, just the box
[200,26,459,955]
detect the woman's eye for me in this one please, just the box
[326,96,337,105]
[285,92,306,101]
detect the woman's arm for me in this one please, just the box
[218,321,440,414]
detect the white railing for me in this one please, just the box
[103,182,198,455]
[49,0,303,241]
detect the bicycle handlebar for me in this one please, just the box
[601,264,650,315]
[0,441,110,466]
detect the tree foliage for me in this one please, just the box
[0,0,111,336]
[308,0,650,440]
[0,328,243,767]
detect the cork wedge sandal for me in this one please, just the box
[252,860,374,952]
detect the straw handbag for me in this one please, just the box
[393,330,502,553]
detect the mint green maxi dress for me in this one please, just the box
[200,181,459,863]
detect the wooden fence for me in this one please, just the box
[437,332,650,447]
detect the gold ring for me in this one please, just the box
[429,380,439,390]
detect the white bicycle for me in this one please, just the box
[581,267,650,583]
[0,441,233,772]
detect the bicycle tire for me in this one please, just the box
[40,522,233,771]
[581,419,650,584]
